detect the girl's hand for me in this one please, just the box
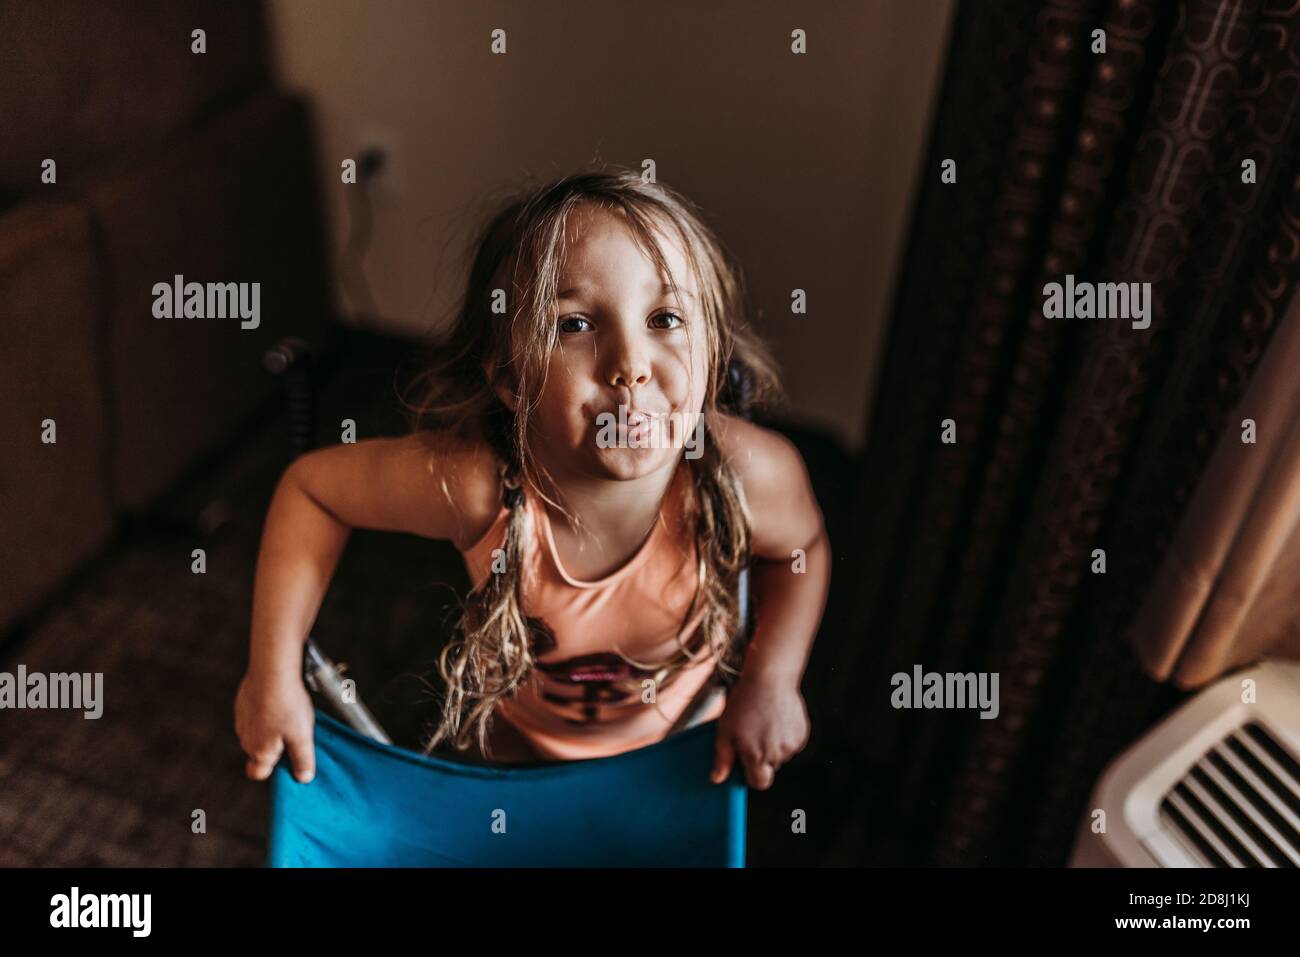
[710,671,810,790]
[234,669,316,783]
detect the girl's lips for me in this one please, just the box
[593,406,660,445]
[618,419,651,443]
[595,407,656,424]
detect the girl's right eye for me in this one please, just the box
[558,316,591,333]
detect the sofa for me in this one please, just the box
[0,0,335,633]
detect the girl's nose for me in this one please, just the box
[607,340,652,389]
[610,362,651,389]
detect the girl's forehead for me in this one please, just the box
[559,204,694,290]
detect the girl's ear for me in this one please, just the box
[496,382,519,413]
[484,359,520,412]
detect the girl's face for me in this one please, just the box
[516,203,710,485]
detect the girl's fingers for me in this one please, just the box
[245,738,284,781]
[285,734,316,784]
[744,756,776,791]
[711,734,736,784]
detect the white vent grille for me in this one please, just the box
[1070,659,1300,867]
[1159,722,1300,867]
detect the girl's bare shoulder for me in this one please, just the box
[708,412,823,558]
[407,427,504,551]
[709,413,802,490]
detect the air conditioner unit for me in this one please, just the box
[1070,657,1300,867]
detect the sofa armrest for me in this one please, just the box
[0,199,116,633]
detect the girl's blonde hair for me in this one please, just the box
[401,164,783,759]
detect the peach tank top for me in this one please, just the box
[457,456,725,760]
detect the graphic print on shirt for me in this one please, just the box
[524,614,701,725]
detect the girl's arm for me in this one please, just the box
[709,416,831,789]
[745,525,832,686]
[248,432,496,681]
[245,458,353,683]
[237,432,497,782]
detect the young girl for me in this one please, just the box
[235,166,830,791]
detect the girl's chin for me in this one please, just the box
[588,444,673,476]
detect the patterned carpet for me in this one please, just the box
[0,329,879,866]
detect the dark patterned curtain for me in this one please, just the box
[836,0,1300,865]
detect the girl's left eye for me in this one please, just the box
[651,311,684,330]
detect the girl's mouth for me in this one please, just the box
[618,414,651,444]
[594,406,659,446]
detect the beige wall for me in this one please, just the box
[267,0,953,452]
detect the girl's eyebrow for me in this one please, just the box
[556,282,697,301]
[646,280,696,299]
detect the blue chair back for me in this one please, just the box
[267,708,747,867]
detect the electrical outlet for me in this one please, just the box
[356,128,402,198]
